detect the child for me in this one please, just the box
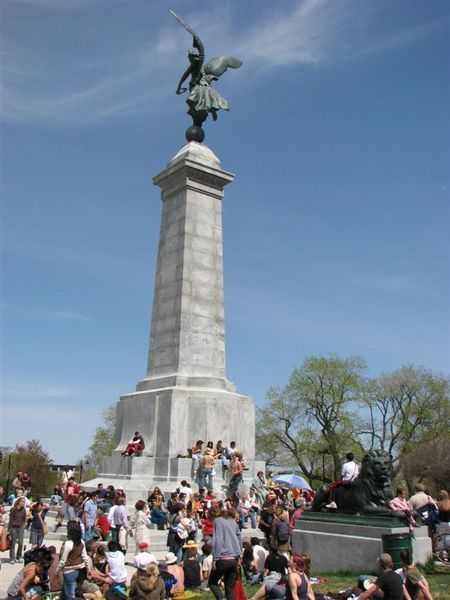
[200,542,213,591]
[106,541,127,588]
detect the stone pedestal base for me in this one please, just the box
[82,456,265,505]
[82,369,263,504]
[292,515,432,572]
[114,385,256,461]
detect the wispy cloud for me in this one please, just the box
[15,0,95,9]
[1,0,446,125]
[2,303,91,322]
[2,384,77,399]
[237,0,448,67]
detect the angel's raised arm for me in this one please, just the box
[171,10,205,65]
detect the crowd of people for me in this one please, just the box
[0,445,449,600]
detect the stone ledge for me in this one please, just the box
[292,518,432,572]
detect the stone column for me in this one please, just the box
[138,142,235,392]
[105,142,258,484]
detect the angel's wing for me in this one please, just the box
[203,56,243,78]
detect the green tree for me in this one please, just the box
[256,386,322,478]
[288,355,366,479]
[359,365,450,472]
[256,355,366,481]
[400,433,450,493]
[0,440,54,498]
[88,405,116,469]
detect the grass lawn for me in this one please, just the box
[308,571,449,599]
[198,569,450,600]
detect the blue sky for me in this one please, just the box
[1,0,449,464]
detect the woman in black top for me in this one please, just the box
[358,553,411,600]
[182,542,202,589]
[29,501,48,547]
[264,546,289,583]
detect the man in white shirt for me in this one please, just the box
[251,537,268,583]
[179,480,192,502]
[341,453,359,482]
[326,452,360,509]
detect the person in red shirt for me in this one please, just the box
[202,510,214,539]
[94,509,111,541]
[56,478,81,528]
[64,478,81,503]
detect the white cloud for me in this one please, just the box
[2,385,77,399]
[2,304,91,322]
[1,0,446,124]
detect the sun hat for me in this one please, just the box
[183,540,199,549]
[165,552,178,565]
[134,553,157,570]
[363,579,375,591]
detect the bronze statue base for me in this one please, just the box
[186,125,205,143]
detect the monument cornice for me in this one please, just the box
[153,161,233,198]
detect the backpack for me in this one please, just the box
[417,500,439,527]
[276,520,290,543]
[160,571,177,597]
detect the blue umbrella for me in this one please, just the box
[272,473,312,490]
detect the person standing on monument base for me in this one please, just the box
[229,453,243,496]
[191,440,204,482]
[201,448,215,492]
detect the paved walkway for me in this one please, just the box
[0,510,262,598]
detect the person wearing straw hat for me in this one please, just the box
[182,540,202,590]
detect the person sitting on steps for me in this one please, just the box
[122,432,145,457]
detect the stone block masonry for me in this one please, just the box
[83,141,263,495]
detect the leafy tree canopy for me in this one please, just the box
[1,440,54,498]
[256,356,449,490]
[87,405,116,470]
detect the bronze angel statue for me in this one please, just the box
[171,11,242,142]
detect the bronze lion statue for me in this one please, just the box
[310,450,395,515]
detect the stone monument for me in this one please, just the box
[84,15,263,501]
